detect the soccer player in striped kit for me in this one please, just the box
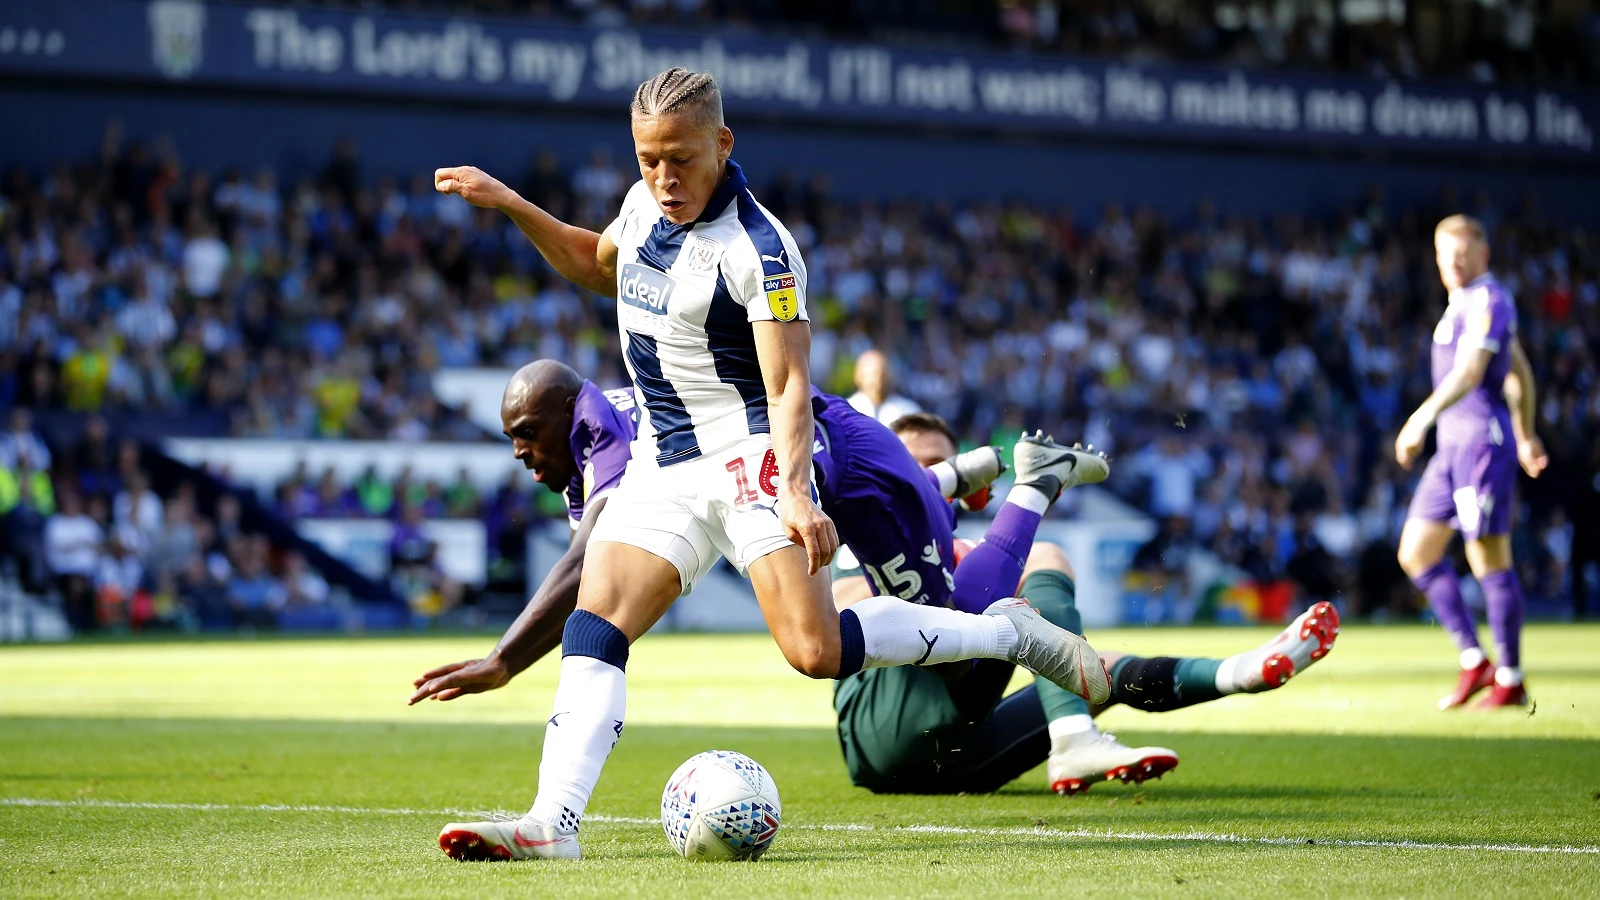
[427,68,1108,860]
[1395,215,1548,710]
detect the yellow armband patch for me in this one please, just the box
[764,273,799,322]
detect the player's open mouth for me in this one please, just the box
[661,199,685,213]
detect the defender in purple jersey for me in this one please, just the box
[408,361,640,696]
[1395,215,1549,711]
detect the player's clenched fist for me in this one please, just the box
[434,166,513,210]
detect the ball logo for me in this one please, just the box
[619,263,675,314]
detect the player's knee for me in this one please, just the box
[1397,542,1438,579]
[781,638,840,680]
[1023,541,1073,580]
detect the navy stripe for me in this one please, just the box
[562,609,630,670]
[705,271,769,434]
[636,218,689,271]
[836,608,865,679]
[625,332,700,464]
[736,191,791,277]
[698,159,748,224]
[628,203,699,463]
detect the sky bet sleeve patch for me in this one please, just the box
[764,272,799,322]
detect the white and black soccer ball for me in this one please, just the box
[660,750,781,860]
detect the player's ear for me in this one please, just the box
[718,126,734,163]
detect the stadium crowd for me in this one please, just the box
[2,129,1597,623]
[291,0,1598,85]
[0,410,344,631]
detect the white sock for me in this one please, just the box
[1460,647,1486,669]
[1215,653,1247,694]
[850,596,1017,668]
[1047,714,1097,749]
[1495,666,1522,687]
[927,461,959,499]
[527,655,626,829]
[1006,484,1051,515]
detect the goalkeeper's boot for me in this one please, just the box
[1222,601,1340,693]
[1438,658,1496,710]
[1048,731,1179,796]
[439,815,581,861]
[1012,432,1109,502]
[984,598,1110,705]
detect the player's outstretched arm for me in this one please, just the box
[434,166,618,297]
[1396,347,1492,469]
[407,498,608,704]
[753,320,838,575]
[1504,338,1548,477]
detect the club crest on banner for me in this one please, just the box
[148,0,206,80]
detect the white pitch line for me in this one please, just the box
[3,797,1596,856]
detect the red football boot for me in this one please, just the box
[1474,681,1529,709]
[1437,659,1495,710]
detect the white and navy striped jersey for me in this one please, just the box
[606,159,808,467]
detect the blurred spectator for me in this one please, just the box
[1130,438,1214,519]
[1569,440,1600,619]
[848,349,920,425]
[390,502,460,621]
[1,458,56,591]
[113,471,164,545]
[283,551,331,608]
[445,467,482,518]
[177,552,230,630]
[354,465,395,518]
[146,494,199,579]
[71,415,119,496]
[227,535,285,629]
[1128,515,1198,622]
[44,490,101,630]
[0,408,51,471]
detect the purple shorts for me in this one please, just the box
[1406,442,1517,540]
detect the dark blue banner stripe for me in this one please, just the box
[1,0,1595,161]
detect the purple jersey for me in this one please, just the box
[812,389,957,608]
[566,381,639,528]
[1432,274,1516,448]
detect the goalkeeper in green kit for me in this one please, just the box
[831,413,1340,795]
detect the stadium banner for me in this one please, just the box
[0,0,1594,160]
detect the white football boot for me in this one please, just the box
[1012,432,1110,500]
[984,598,1111,705]
[438,815,581,861]
[1048,732,1179,796]
[1220,601,1341,693]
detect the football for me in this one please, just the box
[660,750,782,860]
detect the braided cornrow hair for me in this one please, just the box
[630,67,724,132]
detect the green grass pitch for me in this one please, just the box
[2,622,1598,898]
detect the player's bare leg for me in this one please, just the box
[439,542,682,861]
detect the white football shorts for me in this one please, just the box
[587,434,809,594]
